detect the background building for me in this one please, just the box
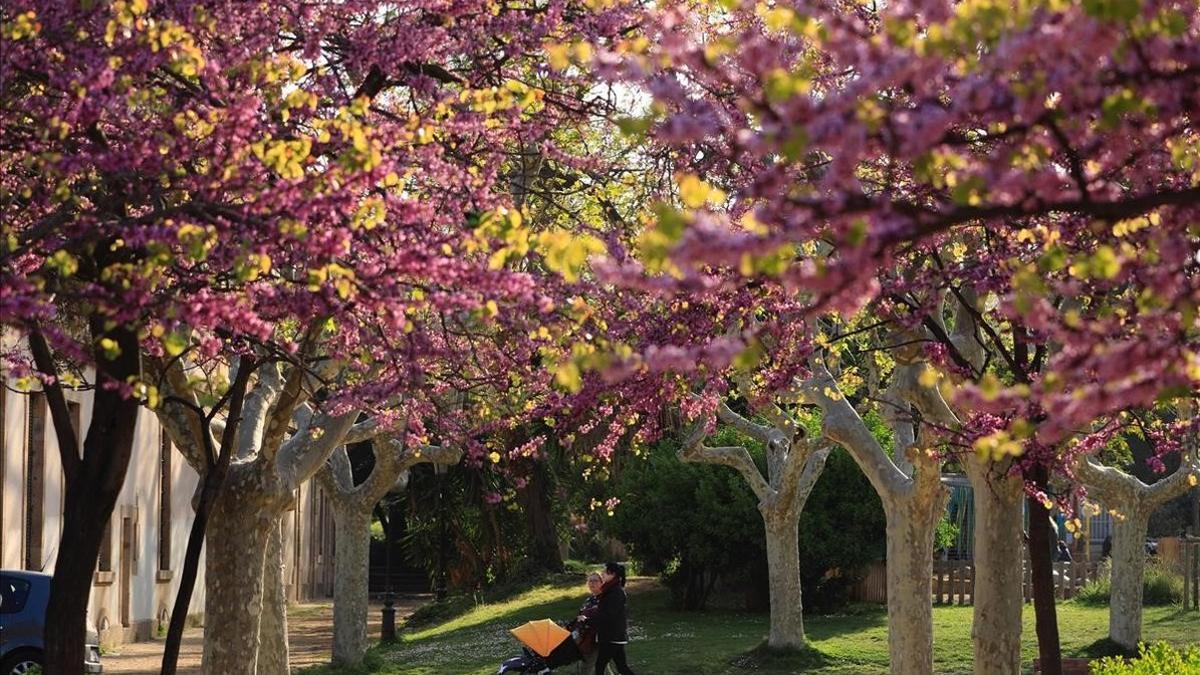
[0,380,344,647]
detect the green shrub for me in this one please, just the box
[1141,564,1184,605]
[1089,641,1200,674]
[606,422,885,612]
[1073,563,1183,607]
[607,430,765,610]
[1075,577,1111,606]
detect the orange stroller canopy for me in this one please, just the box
[509,619,571,657]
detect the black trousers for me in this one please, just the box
[595,642,635,675]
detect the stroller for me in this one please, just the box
[496,618,588,674]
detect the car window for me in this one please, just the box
[0,576,33,614]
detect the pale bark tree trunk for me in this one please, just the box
[155,352,362,675]
[1108,509,1150,649]
[331,505,372,665]
[202,493,274,675]
[965,461,1025,675]
[680,397,829,651]
[802,359,947,675]
[763,511,806,649]
[1075,450,1198,649]
[257,519,291,675]
[318,435,462,666]
[883,496,941,674]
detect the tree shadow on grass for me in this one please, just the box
[1075,637,1138,660]
[729,641,839,672]
[1144,606,1200,624]
[803,604,889,641]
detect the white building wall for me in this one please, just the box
[0,376,207,645]
[1,356,332,647]
[1,388,24,570]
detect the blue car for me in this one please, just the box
[0,570,102,674]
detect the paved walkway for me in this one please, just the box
[102,596,431,673]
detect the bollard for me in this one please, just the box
[381,594,396,642]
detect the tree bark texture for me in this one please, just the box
[201,484,274,675]
[966,462,1025,675]
[1074,452,1198,648]
[804,359,949,675]
[316,437,460,667]
[679,400,828,652]
[883,496,941,674]
[257,519,291,675]
[763,514,806,650]
[1108,510,1150,649]
[331,506,372,665]
[161,359,255,675]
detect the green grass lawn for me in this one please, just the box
[301,577,1199,675]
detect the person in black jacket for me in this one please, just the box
[585,562,637,675]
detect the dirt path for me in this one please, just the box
[101,595,431,673]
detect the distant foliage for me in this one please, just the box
[797,446,886,611]
[608,433,764,610]
[606,423,886,612]
[1074,563,1185,607]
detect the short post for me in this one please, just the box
[381,595,396,642]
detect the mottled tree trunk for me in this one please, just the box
[1108,510,1150,649]
[202,497,272,675]
[763,513,805,650]
[257,519,290,675]
[968,467,1025,675]
[884,498,939,674]
[1073,451,1198,649]
[331,505,372,665]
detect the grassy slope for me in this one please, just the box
[300,578,1199,675]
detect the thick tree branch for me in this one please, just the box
[343,418,381,444]
[148,356,216,472]
[277,410,359,491]
[261,322,327,462]
[797,363,909,498]
[679,421,773,503]
[236,360,282,460]
[28,331,82,483]
[715,400,773,443]
[773,444,831,515]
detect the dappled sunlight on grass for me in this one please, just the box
[300,577,1200,675]
[404,583,585,640]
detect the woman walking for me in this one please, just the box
[588,562,637,675]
